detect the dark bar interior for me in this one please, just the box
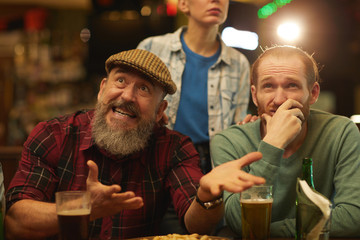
[0,0,360,187]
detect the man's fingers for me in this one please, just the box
[240,114,252,125]
[236,152,263,168]
[87,160,99,183]
[279,99,303,111]
[105,184,121,195]
[112,193,144,209]
[250,115,259,122]
[221,180,254,193]
[238,171,266,185]
[122,197,144,209]
[238,114,258,125]
[290,108,305,122]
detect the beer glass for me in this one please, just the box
[56,191,91,240]
[240,185,273,240]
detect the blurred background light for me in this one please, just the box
[258,0,294,19]
[140,5,151,16]
[156,3,166,16]
[277,21,301,41]
[221,27,258,50]
[166,0,177,16]
[80,28,91,42]
[351,115,360,123]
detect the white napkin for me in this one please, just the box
[298,180,331,240]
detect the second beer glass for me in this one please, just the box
[240,185,273,240]
[56,191,91,240]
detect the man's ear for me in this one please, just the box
[156,100,168,123]
[251,85,259,107]
[97,78,107,101]
[309,82,320,105]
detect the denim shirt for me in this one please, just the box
[137,26,250,139]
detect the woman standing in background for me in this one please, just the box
[138,0,251,174]
[138,0,251,235]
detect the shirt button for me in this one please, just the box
[210,105,214,109]
[211,128,215,132]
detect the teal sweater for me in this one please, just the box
[211,109,360,237]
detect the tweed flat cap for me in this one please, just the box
[105,49,176,95]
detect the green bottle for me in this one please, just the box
[301,158,315,189]
[296,157,315,240]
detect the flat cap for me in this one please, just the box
[105,49,176,95]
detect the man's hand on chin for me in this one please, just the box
[262,99,304,149]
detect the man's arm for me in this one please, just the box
[210,122,285,236]
[5,161,144,240]
[5,199,58,240]
[328,122,360,237]
[184,152,265,234]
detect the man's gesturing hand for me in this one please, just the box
[197,152,265,201]
[86,160,144,221]
[262,99,304,149]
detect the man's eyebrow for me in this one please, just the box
[258,76,273,82]
[284,76,303,82]
[113,68,156,87]
[259,76,302,82]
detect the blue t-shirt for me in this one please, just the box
[174,32,221,144]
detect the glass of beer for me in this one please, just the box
[240,185,273,240]
[56,191,91,240]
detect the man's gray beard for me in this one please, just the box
[92,101,156,157]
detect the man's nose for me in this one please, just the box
[121,85,136,102]
[273,88,287,105]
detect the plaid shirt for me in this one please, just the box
[137,26,251,139]
[6,110,202,239]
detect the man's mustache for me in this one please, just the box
[109,100,140,117]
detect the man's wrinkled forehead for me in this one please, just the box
[258,55,306,77]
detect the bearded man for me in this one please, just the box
[5,49,265,240]
[211,45,360,238]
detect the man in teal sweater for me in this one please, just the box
[211,45,360,238]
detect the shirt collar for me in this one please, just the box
[173,26,232,66]
[170,26,186,52]
[218,37,232,65]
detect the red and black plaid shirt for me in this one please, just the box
[6,109,202,239]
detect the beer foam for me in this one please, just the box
[240,199,273,204]
[57,208,90,216]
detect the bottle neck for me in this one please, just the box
[302,158,315,189]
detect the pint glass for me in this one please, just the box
[240,185,273,240]
[56,191,91,240]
